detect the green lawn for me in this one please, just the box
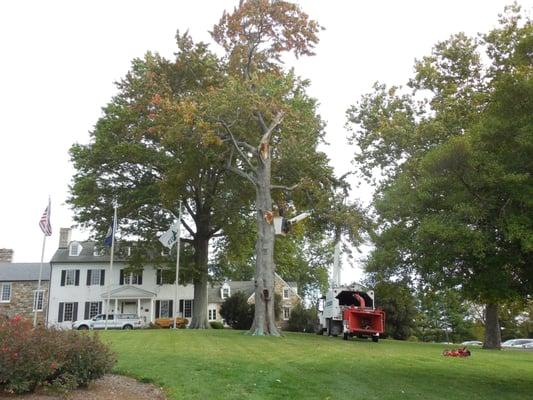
[100,329,533,400]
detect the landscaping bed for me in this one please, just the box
[1,374,166,400]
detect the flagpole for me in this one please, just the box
[105,201,118,330]
[33,234,47,327]
[173,201,182,330]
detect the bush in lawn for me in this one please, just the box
[210,321,224,329]
[0,315,115,394]
[219,291,254,330]
[287,304,317,333]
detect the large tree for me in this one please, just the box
[348,5,532,348]
[208,0,335,335]
[69,34,253,329]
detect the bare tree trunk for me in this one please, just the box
[189,237,210,329]
[483,303,501,349]
[248,147,280,336]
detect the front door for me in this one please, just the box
[121,301,137,315]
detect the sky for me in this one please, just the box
[0,0,531,284]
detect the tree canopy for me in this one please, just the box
[348,4,532,348]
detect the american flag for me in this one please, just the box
[39,199,52,236]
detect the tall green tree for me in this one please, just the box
[348,5,532,348]
[69,34,253,329]
[372,280,418,340]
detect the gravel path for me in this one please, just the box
[0,375,167,400]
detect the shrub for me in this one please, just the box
[219,291,254,330]
[287,304,317,333]
[0,315,115,394]
[154,317,189,329]
[210,321,224,329]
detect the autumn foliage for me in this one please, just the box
[0,316,115,394]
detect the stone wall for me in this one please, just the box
[0,281,49,325]
[246,275,301,328]
[0,249,14,262]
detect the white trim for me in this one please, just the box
[221,282,231,299]
[69,242,83,256]
[0,282,11,303]
[33,289,44,311]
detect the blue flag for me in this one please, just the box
[104,224,114,247]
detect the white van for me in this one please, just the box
[72,313,143,330]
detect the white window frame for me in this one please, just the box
[65,270,76,286]
[90,269,101,286]
[283,287,290,299]
[221,283,230,299]
[69,242,82,256]
[1,282,11,303]
[33,290,44,311]
[184,300,193,318]
[160,300,171,318]
[283,307,290,320]
[89,301,100,318]
[208,308,217,321]
[63,302,74,321]
[124,272,141,285]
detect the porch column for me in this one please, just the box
[150,299,155,323]
[114,298,118,314]
[137,298,141,318]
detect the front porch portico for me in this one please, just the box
[101,286,156,325]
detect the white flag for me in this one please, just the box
[159,222,179,249]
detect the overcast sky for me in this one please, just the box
[1,0,531,284]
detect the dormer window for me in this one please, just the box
[69,242,82,256]
[93,246,105,256]
[221,283,230,299]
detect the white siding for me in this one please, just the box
[47,262,194,329]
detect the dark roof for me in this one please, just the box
[208,280,255,303]
[0,263,51,281]
[51,241,129,263]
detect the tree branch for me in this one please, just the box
[220,120,256,172]
[183,200,196,223]
[270,183,300,191]
[226,163,258,186]
[255,111,268,134]
[180,218,196,237]
[260,111,284,145]
[208,226,222,237]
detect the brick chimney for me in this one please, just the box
[59,228,72,249]
[0,249,14,263]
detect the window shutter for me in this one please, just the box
[138,271,143,285]
[58,302,64,323]
[100,270,105,286]
[60,270,66,286]
[155,300,160,319]
[84,302,90,319]
[75,270,80,286]
[86,270,92,286]
[156,269,162,285]
[119,270,124,285]
[73,302,78,322]
[98,302,102,314]
[179,299,184,313]
[169,300,173,318]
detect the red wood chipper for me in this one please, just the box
[342,293,386,342]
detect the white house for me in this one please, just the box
[48,228,300,329]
